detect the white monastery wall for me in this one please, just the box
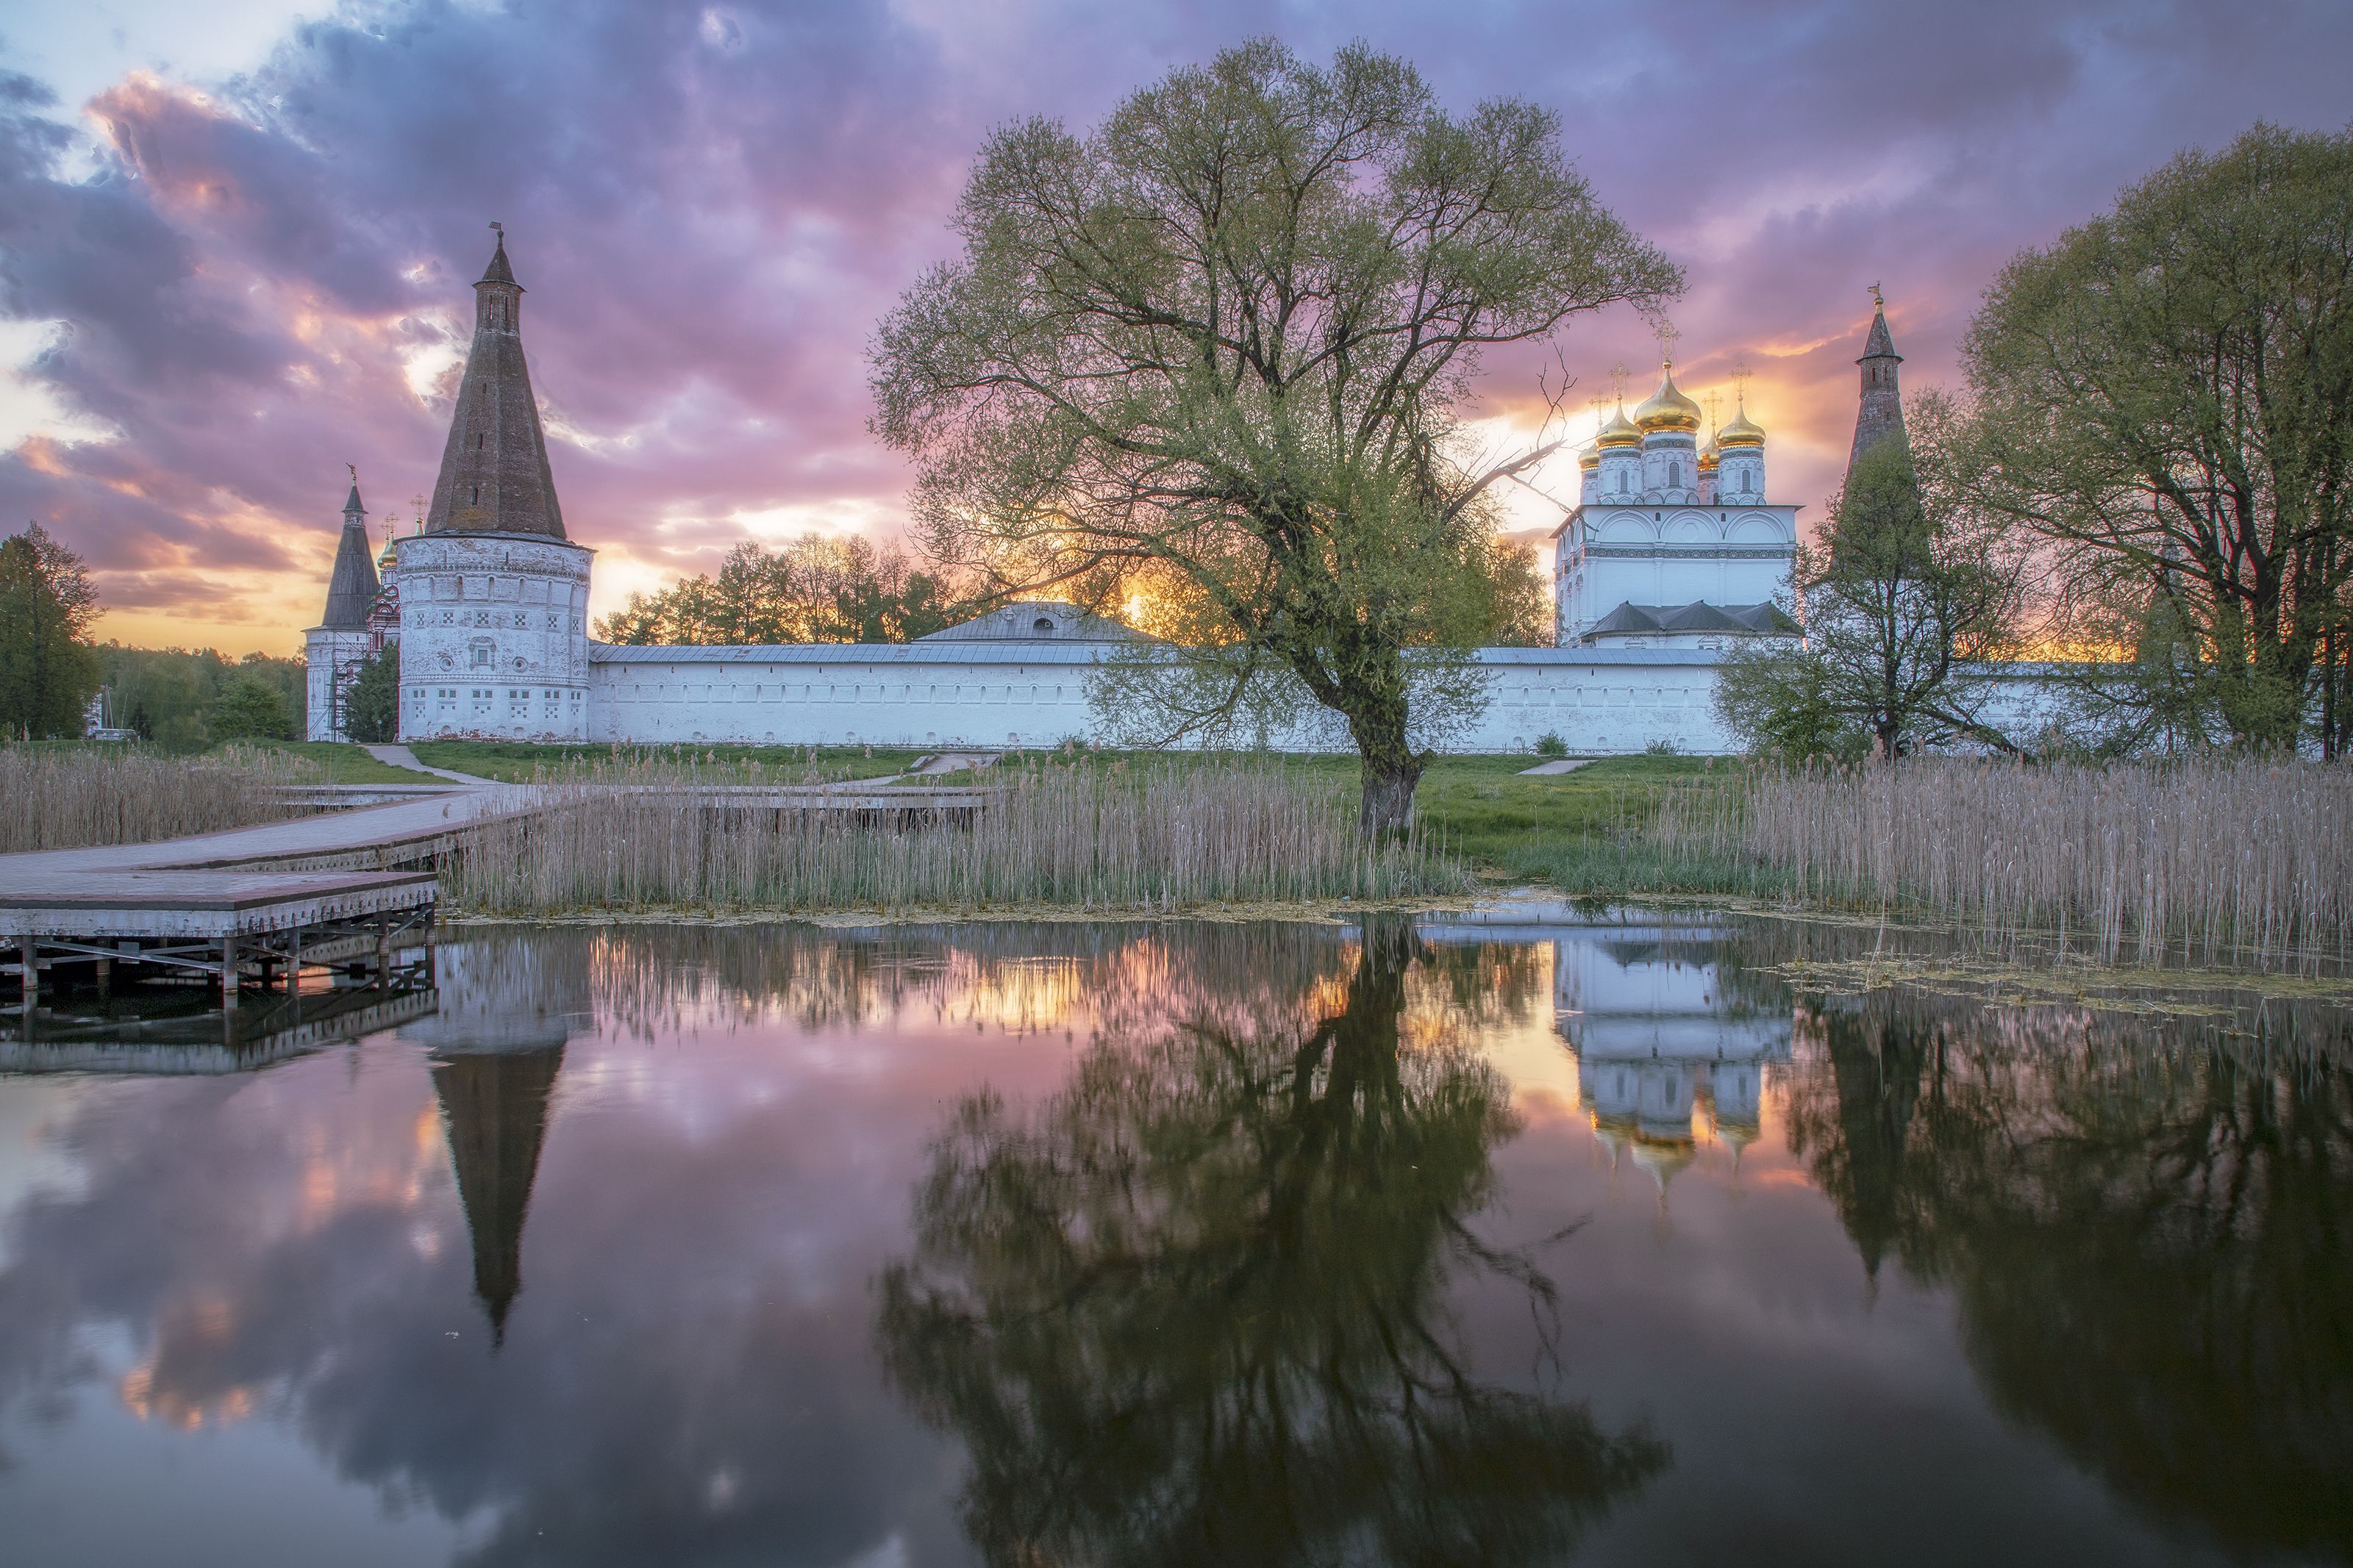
[584,642,1740,755]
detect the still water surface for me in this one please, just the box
[0,913,2346,1567]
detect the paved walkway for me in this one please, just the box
[362,744,496,784]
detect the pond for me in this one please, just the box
[0,912,2346,1567]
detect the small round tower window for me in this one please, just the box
[1033,616,1055,634]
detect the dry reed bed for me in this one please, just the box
[1660,758,2353,962]
[439,759,1468,914]
[0,745,319,854]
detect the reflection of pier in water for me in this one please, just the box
[1551,920,1790,1198]
[0,970,438,1073]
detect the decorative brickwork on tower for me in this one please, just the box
[424,229,566,538]
[1848,294,1907,468]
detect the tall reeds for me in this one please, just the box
[0,745,319,854]
[439,756,1468,914]
[1656,758,2353,962]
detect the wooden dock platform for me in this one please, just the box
[1,773,992,1022]
[4,868,438,1009]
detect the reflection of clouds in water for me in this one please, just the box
[1,917,2344,1564]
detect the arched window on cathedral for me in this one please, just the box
[1669,462,1682,490]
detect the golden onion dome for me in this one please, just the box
[1718,395,1766,448]
[377,535,399,572]
[1596,399,1641,448]
[1633,362,1703,433]
[1697,433,1721,470]
[1579,444,1601,470]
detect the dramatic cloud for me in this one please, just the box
[2,0,2349,650]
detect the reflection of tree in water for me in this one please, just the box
[1779,982,2353,1557]
[876,919,1667,1567]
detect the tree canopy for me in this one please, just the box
[871,40,1674,831]
[0,521,100,739]
[595,534,966,645]
[1715,401,2026,760]
[1961,122,2353,753]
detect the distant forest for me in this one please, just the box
[96,645,307,750]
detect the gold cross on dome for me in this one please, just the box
[1610,362,1628,401]
[1654,321,1680,366]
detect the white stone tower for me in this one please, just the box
[304,474,382,741]
[396,228,593,741]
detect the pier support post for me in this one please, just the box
[375,915,391,983]
[15,937,34,1008]
[95,956,111,999]
[220,935,239,1010]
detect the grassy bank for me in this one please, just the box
[407,740,924,783]
[0,744,321,853]
[438,756,1468,915]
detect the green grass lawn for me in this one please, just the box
[216,740,432,786]
[983,748,1771,898]
[404,740,926,783]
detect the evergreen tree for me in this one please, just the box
[342,646,401,742]
[0,521,101,739]
[208,675,294,742]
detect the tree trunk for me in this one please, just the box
[1357,752,1423,840]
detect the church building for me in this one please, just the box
[307,235,1923,755]
[1552,361,1800,647]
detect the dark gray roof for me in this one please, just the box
[915,601,1138,643]
[1581,601,1797,642]
[425,232,565,539]
[1858,305,1899,362]
[479,230,518,287]
[319,517,382,629]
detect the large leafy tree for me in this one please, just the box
[0,521,100,739]
[1715,406,2027,759]
[1961,123,2353,753]
[870,40,1677,834]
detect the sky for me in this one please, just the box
[2,0,2349,654]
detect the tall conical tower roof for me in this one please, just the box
[1848,288,1907,470]
[424,227,566,538]
[432,1044,566,1345]
[318,473,381,629]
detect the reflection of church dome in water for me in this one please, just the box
[1554,924,1792,1201]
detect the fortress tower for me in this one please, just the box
[396,229,593,740]
[304,476,383,741]
[1849,288,1907,467]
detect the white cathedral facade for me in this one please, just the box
[309,235,1847,755]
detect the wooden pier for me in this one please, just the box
[2,774,992,1020]
[4,869,438,1009]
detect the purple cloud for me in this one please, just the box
[1,0,2349,648]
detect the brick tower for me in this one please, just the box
[395,227,593,740]
[1848,287,1907,468]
